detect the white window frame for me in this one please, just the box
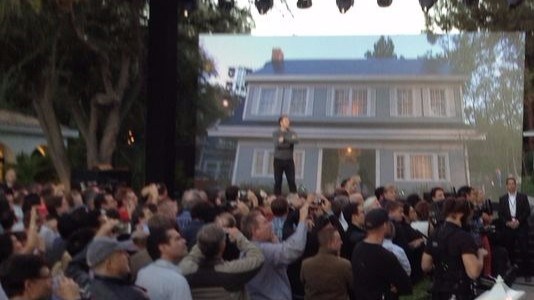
[390,87,424,117]
[286,86,313,116]
[423,87,456,118]
[251,149,305,179]
[329,86,372,117]
[394,152,450,182]
[252,86,281,116]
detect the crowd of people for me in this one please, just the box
[0,167,531,300]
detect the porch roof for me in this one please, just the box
[207,125,485,142]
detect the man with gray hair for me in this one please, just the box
[179,223,264,300]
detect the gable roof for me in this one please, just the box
[0,109,78,137]
[247,58,466,82]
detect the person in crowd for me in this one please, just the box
[352,208,412,299]
[243,200,310,300]
[332,195,350,231]
[0,254,80,300]
[271,196,289,242]
[94,191,118,213]
[300,225,352,300]
[182,200,215,249]
[380,184,397,207]
[136,226,192,300]
[340,202,366,259]
[177,189,203,231]
[1,168,17,192]
[86,220,148,300]
[115,186,138,223]
[180,223,264,299]
[214,212,241,261]
[40,195,70,252]
[411,200,430,238]
[374,186,385,203]
[383,222,411,276]
[428,186,446,235]
[363,196,381,214]
[498,176,531,282]
[273,115,299,195]
[422,198,488,299]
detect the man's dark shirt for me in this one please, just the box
[351,241,412,300]
[341,223,366,260]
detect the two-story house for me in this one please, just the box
[207,49,484,194]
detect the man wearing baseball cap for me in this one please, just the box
[351,208,412,300]
[87,233,148,300]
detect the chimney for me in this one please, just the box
[271,48,284,72]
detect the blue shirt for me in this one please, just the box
[246,222,307,300]
[136,259,192,300]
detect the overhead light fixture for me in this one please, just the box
[297,0,312,8]
[419,0,437,12]
[377,0,392,7]
[508,0,522,8]
[336,0,354,13]
[462,0,478,5]
[218,0,235,11]
[255,0,273,14]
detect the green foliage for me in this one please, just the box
[424,0,534,189]
[365,36,397,59]
[9,152,56,185]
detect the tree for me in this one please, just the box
[424,0,531,194]
[424,1,534,143]
[365,35,397,59]
[0,0,252,189]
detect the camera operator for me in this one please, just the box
[422,198,488,300]
[458,187,495,278]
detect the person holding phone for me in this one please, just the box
[273,115,299,196]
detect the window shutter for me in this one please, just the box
[414,87,423,117]
[446,88,456,117]
[326,87,333,116]
[422,88,430,116]
[307,87,314,116]
[369,88,376,117]
[389,88,397,117]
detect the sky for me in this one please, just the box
[201,0,439,84]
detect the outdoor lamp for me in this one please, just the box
[462,0,478,6]
[377,0,392,7]
[297,0,312,9]
[218,0,235,11]
[255,0,273,14]
[508,0,522,7]
[419,0,437,12]
[336,0,354,13]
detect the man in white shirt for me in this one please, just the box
[136,226,192,299]
[498,177,531,282]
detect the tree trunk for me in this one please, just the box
[98,104,120,165]
[33,83,71,190]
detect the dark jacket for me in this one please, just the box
[498,192,531,232]
[89,275,148,300]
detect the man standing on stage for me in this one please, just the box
[273,115,298,195]
[498,176,531,282]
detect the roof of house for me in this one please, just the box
[248,58,464,80]
[0,109,78,137]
